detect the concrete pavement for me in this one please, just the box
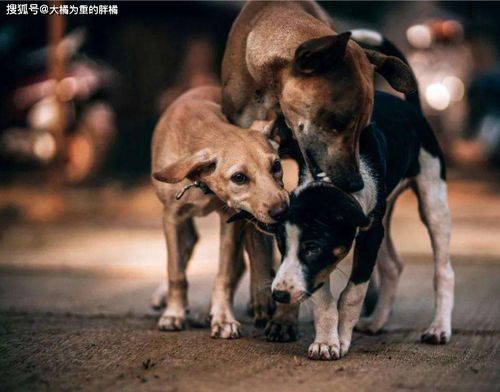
[0,178,499,391]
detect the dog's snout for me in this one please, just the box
[346,176,364,192]
[337,173,364,193]
[272,289,291,304]
[268,202,288,220]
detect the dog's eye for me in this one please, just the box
[300,243,321,259]
[231,172,249,185]
[326,114,349,131]
[304,248,321,257]
[271,160,282,174]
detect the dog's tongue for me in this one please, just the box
[227,210,254,223]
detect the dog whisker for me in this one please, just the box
[257,284,272,291]
[334,267,348,281]
[303,295,316,308]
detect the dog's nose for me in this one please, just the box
[268,202,289,220]
[272,289,291,304]
[339,175,364,193]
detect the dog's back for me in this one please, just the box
[152,85,223,175]
[221,1,334,125]
[361,91,446,197]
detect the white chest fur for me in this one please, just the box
[352,158,378,216]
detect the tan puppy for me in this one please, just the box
[151,85,288,338]
[222,0,416,192]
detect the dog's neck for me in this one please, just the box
[297,157,378,217]
[351,158,378,216]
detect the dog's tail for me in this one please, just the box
[351,29,421,112]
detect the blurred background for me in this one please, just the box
[2,3,500,390]
[0,0,499,296]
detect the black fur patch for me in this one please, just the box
[275,183,368,292]
[273,91,446,288]
[370,91,446,183]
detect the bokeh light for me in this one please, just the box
[406,24,433,49]
[426,83,450,111]
[443,76,465,102]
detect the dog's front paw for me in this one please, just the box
[210,319,241,339]
[158,310,186,331]
[421,324,451,345]
[355,317,383,335]
[308,341,340,361]
[339,338,351,358]
[151,282,167,311]
[265,320,298,342]
[251,292,276,328]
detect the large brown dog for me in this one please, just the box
[151,86,289,338]
[222,0,416,192]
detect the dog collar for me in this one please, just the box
[175,181,213,200]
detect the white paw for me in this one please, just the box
[308,341,340,361]
[150,281,167,310]
[158,310,186,331]
[421,324,451,345]
[355,317,383,335]
[339,338,351,358]
[210,319,241,339]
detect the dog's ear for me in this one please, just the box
[294,32,351,74]
[344,203,371,230]
[315,185,371,229]
[153,149,217,184]
[329,201,370,230]
[364,49,417,94]
[249,119,280,150]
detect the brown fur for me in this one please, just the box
[222,0,415,191]
[151,85,288,337]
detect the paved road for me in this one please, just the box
[0,179,499,391]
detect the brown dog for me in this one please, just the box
[222,0,416,192]
[151,85,288,338]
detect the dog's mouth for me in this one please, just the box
[226,210,254,223]
[297,282,325,303]
[306,151,331,182]
[227,210,277,234]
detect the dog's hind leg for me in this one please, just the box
[209,216,245,339]
[356,200,403,334]
[158,214,198,331]
[244,227,276,328]
[415,149,454,344]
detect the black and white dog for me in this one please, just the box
[266,86,454,360]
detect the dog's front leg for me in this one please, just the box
[308,279,340,360]
[244,227,276,327]
[265,303,299,342]
[158,214,198,331]
[210,216,245,339]
[338,221,384,357]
